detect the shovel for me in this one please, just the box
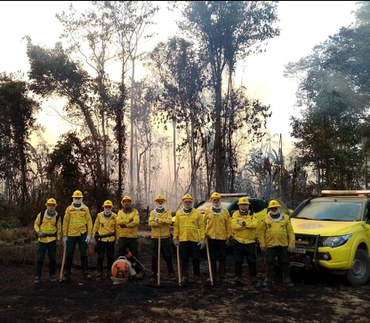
[157,226,161,286]
[59,243,66,283]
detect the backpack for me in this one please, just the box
[34,211,60,237]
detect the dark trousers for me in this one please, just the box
[64,234,88,275]
[265,246,291,283]
[233,242,258,279]
[35,240,56,277]
[96,241,115,275]
[179,241,200,277]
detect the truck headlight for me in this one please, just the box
[322,234,352,248]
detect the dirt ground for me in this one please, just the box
[1,236,370,323]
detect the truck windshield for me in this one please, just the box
[294,201,362,221]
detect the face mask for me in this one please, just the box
[73,198,82,207]
[104,208,112,217]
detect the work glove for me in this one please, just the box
[63,236,68,245]
[237,220,245,227]
[173,239,180,246]
[37,231,45,238]
[198,239,207,250]
[260,246,266,253]
[85,234,92,244]
[91,237,96,244]
[288,246,294,253]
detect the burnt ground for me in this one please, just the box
[1,236,370,323]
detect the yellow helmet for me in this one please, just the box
[46,198,57,206]
[182,193,193,201]
[155,194,166,202]
[268,199,281,208]
[103,200,113,208]
[72,190,83,198]
[238,197,250,205]
[121,195,132,203]
[210,192,221,200]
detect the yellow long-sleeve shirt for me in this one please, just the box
[62,205,92,237]
[204,207,230,240]
[148,209,172,238]
[92,212,117,242]
[231,210,259,244]
[34,211,61,242]
[259,213,295,248]
[116,208,140,238]
[173,208,205,242]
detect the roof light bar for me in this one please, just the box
[321,190,370,196]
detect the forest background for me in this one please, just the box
[0,1,369,230]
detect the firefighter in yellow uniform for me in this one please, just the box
[33,198,61,284]
[92,200,117,281]
[116,195,141,275]
[204,192,231,283]
[173,193,205,285]
[259,199,295,289]
[148,194,175,282]
[231,197,261,287]
[62,190,93,282]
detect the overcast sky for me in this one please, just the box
[0,1,358,153]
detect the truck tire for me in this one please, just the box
[346,249,370,286]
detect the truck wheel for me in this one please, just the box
[346,249,370,286]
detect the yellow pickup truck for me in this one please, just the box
[290,190,370,286]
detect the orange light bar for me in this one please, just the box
[321,190,370,196]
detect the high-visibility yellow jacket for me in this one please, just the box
[231,210,259,244]
[204,207,230,240]
[116,208,140,238]
[63,205,92,237]
[173,208,205,242]
[259,212,295,248]
[34,211,61,242]
[148,209,172,238]
[92,212,117,242]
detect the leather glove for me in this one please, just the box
[85,234,92,244]
[288,246,294,253]
[37,231,45,238]
[63,236,68,245]
[198,239,206,250]
[91,237,96,244]
[173,239,180,246]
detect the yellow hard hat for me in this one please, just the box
[121,195,132,203]
[46,198,57,206]
[72,190,83,198]
[155,194,166,202]
[182,193,193,201]
[268,199,281,208]
[210,192,221,200]
[103,200,113,208]
[238,197,250,205]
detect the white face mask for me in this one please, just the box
[73,198,82,204]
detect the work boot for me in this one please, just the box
[96,272,103,282]
[49,274,57,282]
[62,257,73,282]
[218,261,226,282]
[233,276,242,286]
[262,280,273,290]
[286,282,294,288]
[149,273,157,283]
[81,256,92,280]
[34,276,41,284]
[194,275,202,284]
[35,261,43,282]
[62,274,70,282]
[181,275,188,286]
[167,272,176,282]
[251,277,261,288]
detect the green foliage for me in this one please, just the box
[285,1,370,189]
